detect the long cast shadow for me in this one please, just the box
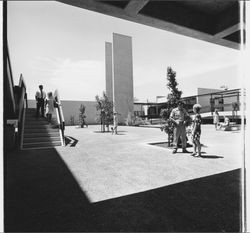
[92,169,241,232]
[5,148,241,232]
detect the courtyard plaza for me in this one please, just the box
[5,124,243,232]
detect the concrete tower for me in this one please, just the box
[105,42,113,100]
[112,33,134,123]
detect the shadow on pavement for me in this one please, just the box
[65,136,79,147]
[5,148,241,232]
[93,130,127,133]
[200,154,224,159]
[93,169,241,232]
[4,148,99,232]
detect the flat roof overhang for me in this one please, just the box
[56,0,244,50]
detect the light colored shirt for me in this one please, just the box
[170,107,188,122]
[35,90,46,99]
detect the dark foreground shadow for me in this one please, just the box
[4,148,98,232]
[65,136,78,147]
[5,148,241,232]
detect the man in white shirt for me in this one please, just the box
[170,101,190,154]
[35,85,46,117]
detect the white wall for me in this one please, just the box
[28,99,98,125]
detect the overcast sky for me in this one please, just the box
[8,1,241,102]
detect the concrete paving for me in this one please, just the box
[5,124,243,232]
[57,124,243,203]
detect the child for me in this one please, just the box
[191,104,202,157]
[213,109,220,130]
[220,116,230,129]
[45,92,55,124]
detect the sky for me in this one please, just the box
[7,1,241,102]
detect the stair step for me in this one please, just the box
[22,108,62,150]
[24,128,59,133]
[25,120,51,125]
[23,132,60,138]
[23,136,61,143]
[22,141,62,149]
[25,115,48,119]
[25,124,58,129]
[25,122,50,126]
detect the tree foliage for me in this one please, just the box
[79,104,87,128]
[160,67,183,145]
[95,92,113,132]
[166,66,182,108]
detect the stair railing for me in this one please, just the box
[4,41,27,149]
[18,74,28,149]
[54,90,65,146]
[4,42,17,150]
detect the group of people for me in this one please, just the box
[35,85,57,124]
[169,101,202,157]
[170,101,231,157]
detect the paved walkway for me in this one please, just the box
[5,124,243,232]
[57,125,243,202]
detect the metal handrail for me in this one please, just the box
[17,74,27,123]
[54,90,65,146]
[17,74,28,149]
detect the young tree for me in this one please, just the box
[160,66,183,146]
[79,104,87,128]
[166,66,182,107]
[95,92,113,132]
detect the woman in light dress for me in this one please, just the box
[213,109,220,130]
[46,92,55,124]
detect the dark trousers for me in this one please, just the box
[36,98,45,117]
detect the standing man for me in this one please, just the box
[170,100,190,154]
[35,85,46,117]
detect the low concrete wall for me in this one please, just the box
[28,99,98,126]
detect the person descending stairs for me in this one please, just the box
[21,108,62,150]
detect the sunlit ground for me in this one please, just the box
[55,124,243,203]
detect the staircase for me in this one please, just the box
[22,108,62,150]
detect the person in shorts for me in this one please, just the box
[191,104,202,157]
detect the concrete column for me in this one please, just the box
[112,33,134,124]
[105,42,113,100]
